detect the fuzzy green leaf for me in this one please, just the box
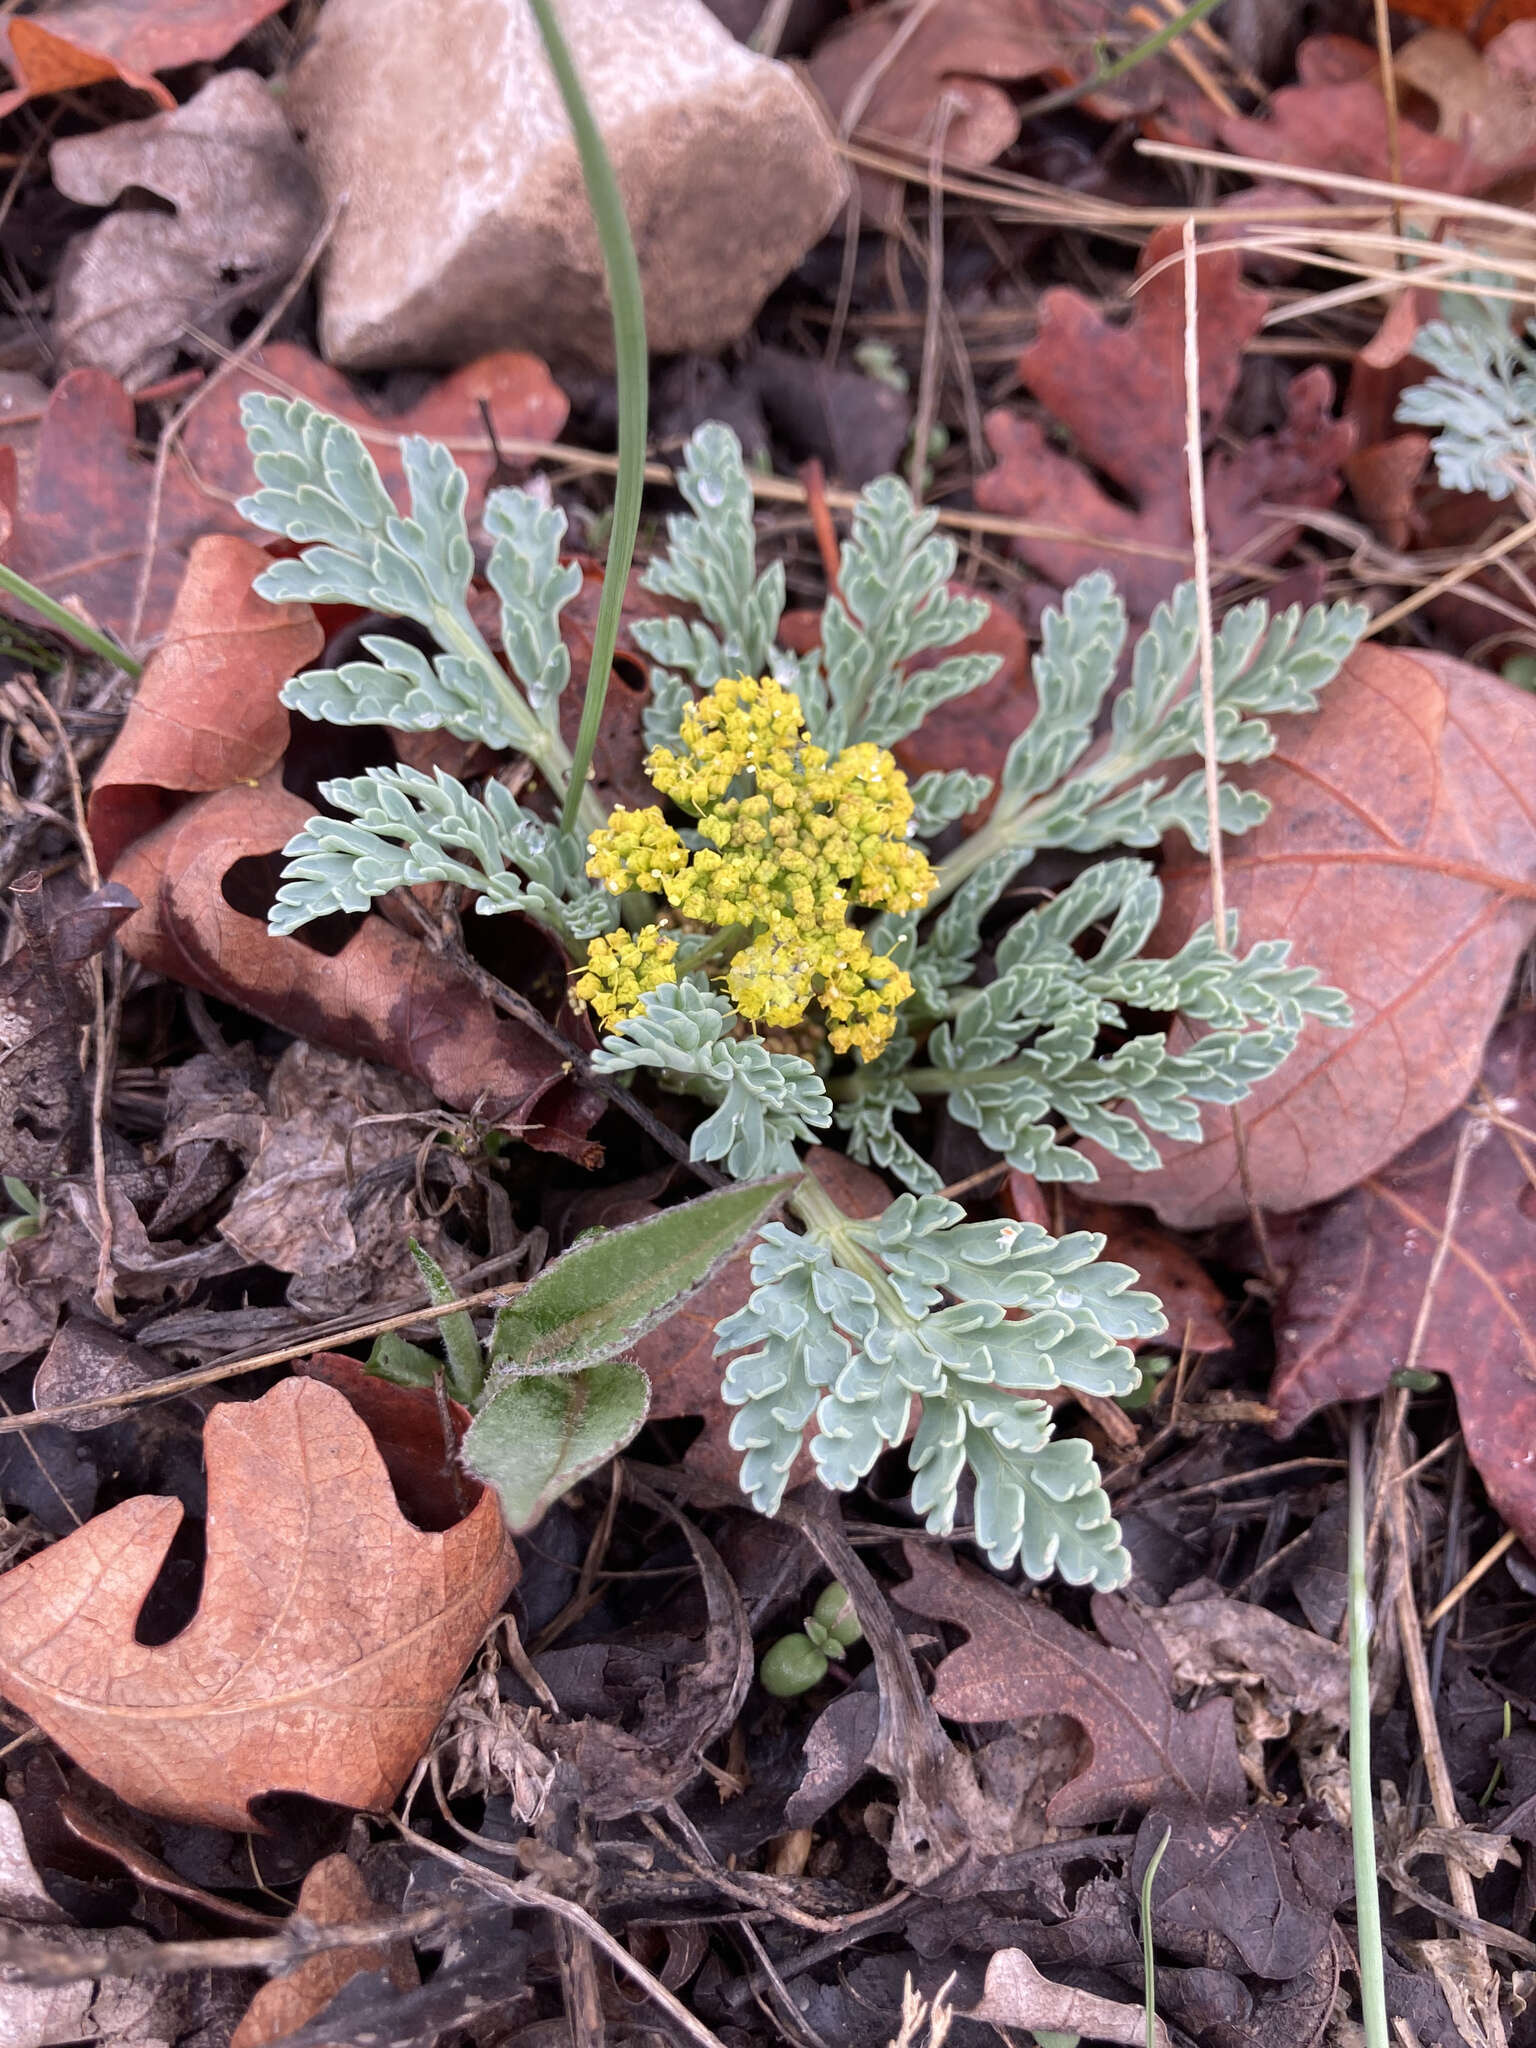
[463,1360,650,1531]
[489,1173,798,1375]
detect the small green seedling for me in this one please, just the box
[0,1179,44,1247]
[759,1581,865,1697]
[1117,1352,1172,1412]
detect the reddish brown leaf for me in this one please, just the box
[299,1354,474,1536]
[181,340,569,536]
[230,1853,416,2048]
[89,534,322,875]
[2,368,250,651]
[638,1147,889,1486]
[0,1378,518,1830]
[0,0,289,116]
[1394,0,1536,42]
[1219,28,1536,194]
[974,226,1352,617]
[1086,644,1536,1227]
[3,343,567,648]
[112,780,601,1161]
[1269,1014,1536,1551]
[806,1,1216,223]
[91,536,602,1162]
[897,1542,1245,1824]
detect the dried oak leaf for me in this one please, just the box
[1268,1014,1536,1551]
[230,1854,416,2048]
[50,69,322,387]
[1134,1803,1347,1982]
[0,1377,517,1830]
[807,1,1214,223]
[91,537,600,1161]
[2,341,567,648]
[974,224,1352,617]
[1086,644,1536,1227]
[1219,28,1536,195]
[0,0,289,117]
[897,1541,1246,1825]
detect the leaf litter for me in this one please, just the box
[4,4,1536,2042]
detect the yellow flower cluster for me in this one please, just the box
[584,675,934,1058]
[572,926,678,1027]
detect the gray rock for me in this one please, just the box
[288,0,848,372]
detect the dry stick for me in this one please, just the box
[907,91,959,501]
[1370,0,1404,245]
[1365,514,1536,639]
[1390,1483,1507,2046]
[1181,220,1280,1287]
[0,1281,522,1436]
[390,1822,732,2048]
[125,203,340,651]
[1421,1528,1519,1632]
[0,1907,462,1985]
[17,676,117,1317]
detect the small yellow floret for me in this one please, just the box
[572,926,678,1026]
[586,806,688,896]
[582,676,932,1055]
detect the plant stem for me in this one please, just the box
[1140,1821,1171,2048]
[527,0,649,842]
[0,561,142,679]
[1011,0,1231,125]
[1348,1405,1391,2048]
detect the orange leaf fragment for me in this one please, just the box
[230,1853,417,2048]
[0,1378,517,1830]
[0,1,290,117]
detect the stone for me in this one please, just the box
[287,0,849,373]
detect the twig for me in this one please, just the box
[0,1281,522,1435]
[1365,514,1536,639]
[1181,220,1278,1287]
[1421,1527,1518,1632]
[391,1821,732,2048]
[0,1906,461,1984]
[1011,0,1230,124]
[1370,0,1404,245]
[15,678,118,1316]
[908,91,959,501]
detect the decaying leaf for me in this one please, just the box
[1,877,136,1186]
[969,1946,1170,2048]
[216,1044,479,1321]
[1219,28,1536,195]
[0,0,290,117]
[91,537,601,1161]
[50,70,322,387]
[229,1854,417,2048]
[898,1541,1246,1825]
[974,223,1353,617]
[1136,1803,1348,1982]
[0,1377,517,1829]
[1087,644,1536,1226]
[1270,1014,1536,1555]
[2,342,567,646]
[541,1477,753,1819]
